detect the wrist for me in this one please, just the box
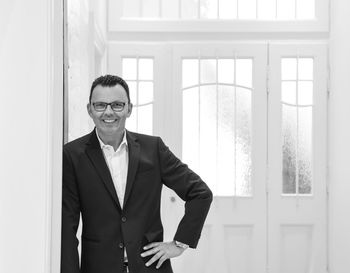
[173,240,189,250]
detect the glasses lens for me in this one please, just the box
[94,102,107,111]
[111,102,125,112]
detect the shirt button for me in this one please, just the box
[118,243,124,249]
[121,216,127,223]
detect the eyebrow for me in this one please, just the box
[93,100,127,103]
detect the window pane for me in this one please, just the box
[121,0,315,20]
[298,58,313,80]
[139,58,153,80]
[298,107,312,194]
[183,87,200,172]
[282,81,297,104]
[218,86,235,196]
[123,58,137,80]
[182,58,253,197]
[138,82,154,104]
[296,0,314,19]
[137,104,153,134]
[181,0,198,18]
[162,0,179,18]
[236,59,252,88]
[200,59,217,84]
[282,58,297,80]
[200,0,218,19]
[277,0,296,19]
[218,59,235,84]
[282,104,297,194]
[298,81,313,105]
[236,87,252,196]
[126,110,137,132]
[238,0,256,19]
[281,58,313,195]
[219,0,237,19]
[143,0,160,17]
[258,0,276,19]
[123,0,140,17]
[127,81,137,104]
[183,59,199,88]
[199,85,217,192]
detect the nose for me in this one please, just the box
[104,104,114,115]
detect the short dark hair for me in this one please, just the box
[89,75,130,103]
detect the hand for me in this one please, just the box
[141,241,185,269]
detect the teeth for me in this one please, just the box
[104,119,116,123]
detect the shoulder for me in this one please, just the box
[63,131,92,153]
[127,130,161,145]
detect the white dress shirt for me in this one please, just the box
[96,129,129,261]
[96,129,128,209]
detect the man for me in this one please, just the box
[61,75,212,273]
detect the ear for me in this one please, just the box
[126,103,133,118]
[87,103,93,118]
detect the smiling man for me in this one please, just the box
[61,75,212,273]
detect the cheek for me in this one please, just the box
[91,114,102,122]
[115,113,128,120]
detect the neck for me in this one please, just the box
[97,129,124,151]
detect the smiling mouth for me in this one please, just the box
[103,119,117,124]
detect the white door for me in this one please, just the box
[166,43,268,273]
[107,42,328,273]
[268,43,328,273]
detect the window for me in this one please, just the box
[281,57,313,194]
[109,0,327,32]
[182,57,253,196]
[121,0,315,19]
[122,57,154,134]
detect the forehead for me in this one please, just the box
[91,84,128,102]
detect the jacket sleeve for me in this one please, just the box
[61,147,81,273]
[157,137,213,248]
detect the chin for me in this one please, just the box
[102,126,121,135]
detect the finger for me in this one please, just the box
[156,254,168,269]
[145,251,163,267]
[141,246,160,257]
[143,242,161,250]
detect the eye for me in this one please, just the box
[94,102,107,107]
[111,102,124,108]
[93,102,107,111]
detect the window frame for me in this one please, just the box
[268,42,328,198]
[172,42,268,197]
[108,0,329,33]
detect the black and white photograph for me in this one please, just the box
[0,0,349,273]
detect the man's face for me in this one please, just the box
[87,84,132,137]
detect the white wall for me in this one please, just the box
[0,1,63,273]
[329,0,350,272]
[67,0,107,142]
[67,0,94,141]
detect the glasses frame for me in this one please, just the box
[92,101,127,112]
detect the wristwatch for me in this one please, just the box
[174,240,189,250]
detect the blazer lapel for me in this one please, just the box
[85,130,122,211]
[123,131,140,208]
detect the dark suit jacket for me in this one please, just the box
[61,129,212,273]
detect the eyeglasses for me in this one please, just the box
[92,101,127,112]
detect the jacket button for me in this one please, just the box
[118,243,124,249]
[121,216,127,222]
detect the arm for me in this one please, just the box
[157,137,213,248]
[61,148,81,273]
[141,138,212,268]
